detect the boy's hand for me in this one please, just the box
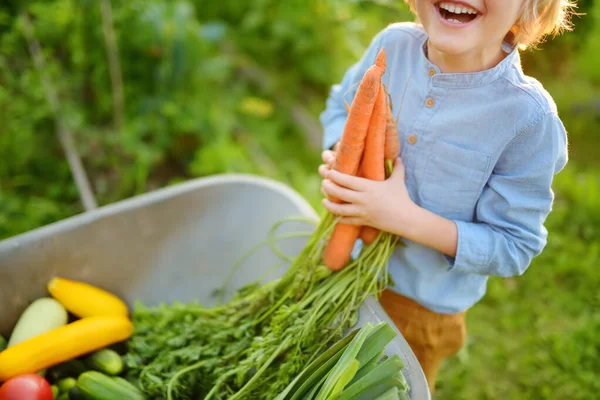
[320,158,417,235]
[321,157,459,257]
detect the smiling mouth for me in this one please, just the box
[436,1,480,24]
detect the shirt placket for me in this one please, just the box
[406,68,448,186]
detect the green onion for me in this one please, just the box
[337,355,405,400]
[374,387,400,400]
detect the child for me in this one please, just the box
[318,0,575,394]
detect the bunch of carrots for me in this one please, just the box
[323,49,401,271]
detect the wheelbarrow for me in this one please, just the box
[0,174,431,400]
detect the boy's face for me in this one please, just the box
[415,0,524,57]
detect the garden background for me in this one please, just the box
[1,1,598,398]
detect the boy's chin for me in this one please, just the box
[428,37,475,57]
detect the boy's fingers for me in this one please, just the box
[322,150,336,165]
[318,164,330,178]
[321,179,360,204]
[322,199,362,217]
[326,169,369,192]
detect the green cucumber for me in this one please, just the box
[7,297,68,347]
[0,334,7,351]
[84,348,123,375]
[57,377,77,393]
[77,371,146,400]
[112,376,142,392]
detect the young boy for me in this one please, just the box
[318,0,575,394]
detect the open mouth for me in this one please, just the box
[435,1,480,25]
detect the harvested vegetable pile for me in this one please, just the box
[122,49,406,399]
[0,278,147,399]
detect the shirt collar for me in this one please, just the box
[418,34,521,89]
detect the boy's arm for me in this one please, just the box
[441,112,568,277]
[320,30,387,151]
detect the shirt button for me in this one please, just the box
[426,97,435,107]
[429,68,436,77]
[408,135,417,144]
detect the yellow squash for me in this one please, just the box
[0,315,133,381]
[48,277,129,318]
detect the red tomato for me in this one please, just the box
[0,374,53,400]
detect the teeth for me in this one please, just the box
[439,2,478,14]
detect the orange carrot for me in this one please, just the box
[323,223,362,271]
[329,49,386,204]
[359,81,387,245]
[360,82,387,181]
[384,88,401,178]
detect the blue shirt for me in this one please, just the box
[319,22,568,314]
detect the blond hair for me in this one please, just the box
[403,0,577,48]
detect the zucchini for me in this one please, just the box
[57,377,77,393]
[84,348,123,375]
[77,371,146,400]
[0,335,7,351]
[7,297,68,347]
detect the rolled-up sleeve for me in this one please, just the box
[319,30,386,151]
[446,112,568,277]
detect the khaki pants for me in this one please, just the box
[380,289,467,395]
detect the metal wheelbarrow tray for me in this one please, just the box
[0,174,430,399]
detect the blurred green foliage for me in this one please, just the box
[1,0,599,398]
